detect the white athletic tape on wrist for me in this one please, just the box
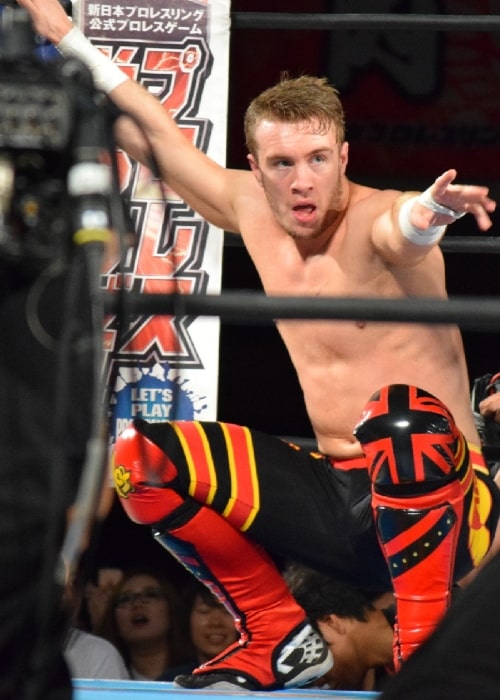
[57,26,127,94]
[418,186,467,219]
[398,196,446,246]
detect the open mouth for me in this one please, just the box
[292,204,316,223]
[131,613,149,626]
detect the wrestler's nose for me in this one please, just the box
[291,162,313,193]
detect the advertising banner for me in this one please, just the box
[76,0,230,438]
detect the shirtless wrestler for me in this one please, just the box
[19,0,500,691]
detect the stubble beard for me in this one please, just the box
[266,171,345,241]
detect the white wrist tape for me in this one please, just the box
[57,27,127,94]
[398,196,446,246]
[418,186,467,219]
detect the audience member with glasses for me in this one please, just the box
[96,568,191,680]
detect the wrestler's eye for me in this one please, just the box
[273,158,292,169]
[311,153,327,165]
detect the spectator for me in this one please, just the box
[159,580,239,681]
[97,568,189,680]
[82,567,125,634]
[61,561,129,680]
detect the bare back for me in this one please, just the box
[237,179,478,458]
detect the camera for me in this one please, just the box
[0,2,108,270]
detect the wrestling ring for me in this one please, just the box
[75,7,500,700]
[72,679,379,699]
[9,6,500,700]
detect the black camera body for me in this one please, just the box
[0,2,102,270]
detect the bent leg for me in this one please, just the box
[355,384,498,668]
[112,419,332,690]
[112,417,382,582]
[153,501,331,690]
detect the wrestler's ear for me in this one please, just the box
[340,141,349,172]
[247,154,263,187]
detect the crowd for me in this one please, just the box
[61,560,240,684]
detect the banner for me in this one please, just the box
[76,0,230,438]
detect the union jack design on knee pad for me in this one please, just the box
[355,383,462,486]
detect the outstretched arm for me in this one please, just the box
[16,0,71,45]
[17,0,244,233]
[372,169,496,265]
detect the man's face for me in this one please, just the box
[316,616,368,690]
[247,118,348,242]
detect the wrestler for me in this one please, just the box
[19,0,500,691]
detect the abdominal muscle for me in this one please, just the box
[279,319,479,459]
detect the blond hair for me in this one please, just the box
[244,74,345,157]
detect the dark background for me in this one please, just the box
[94,0,500,578]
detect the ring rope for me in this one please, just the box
[231,12,500,32]
[231,13,500,32]
[224,234,500,255]
[105,291,500,332]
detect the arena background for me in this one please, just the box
[96,0,500,579]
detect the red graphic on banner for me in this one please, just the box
[95,35,213,370]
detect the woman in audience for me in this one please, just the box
[98,567,189,680]
[159,579,239,681]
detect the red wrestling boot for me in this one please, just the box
[354,384,466,669]
[113,420,332,691]
[153,504,332,691]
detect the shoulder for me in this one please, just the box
[348,182,403,217]
[232,169,268,207]
[341,183,402,250]
[71,629,117,653]
[65,629,130,680]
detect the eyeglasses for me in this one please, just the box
[115,587,165,608]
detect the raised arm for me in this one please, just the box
[372,169,496,265]
[17,0,246,233]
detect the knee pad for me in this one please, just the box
[355,385,466,666]
[112,418,184,525]
[354,384,462,492]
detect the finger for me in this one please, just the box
[484,197,497,214]
[468,203,493,231]
[432,169,458,197]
